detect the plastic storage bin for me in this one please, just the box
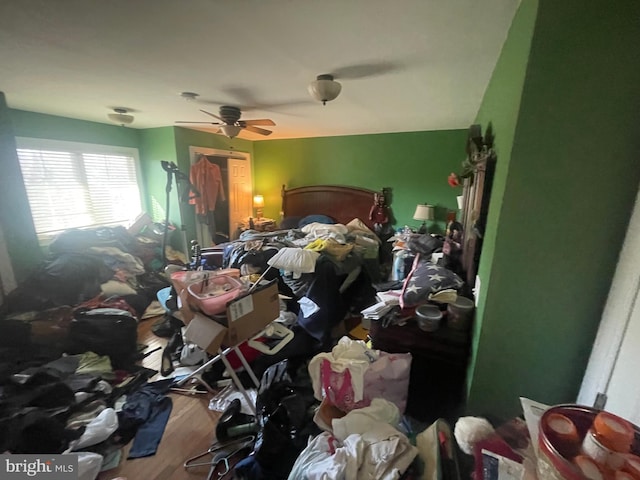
[415,304,442,332]
[186,274,244,316]
[447,296,475,331]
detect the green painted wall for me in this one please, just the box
[0,97,42,281]
[464,0,539,408]
[139,127,178,225]
[9,109,140,148]
[253,130,467,233]
[466,0,640,418]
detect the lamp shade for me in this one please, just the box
[308,74,342,105]
[107,108,134,126]
[413,204,435,221]
[219,124,242,138]
[253,195,265,208]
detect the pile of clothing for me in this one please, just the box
[0,348,173,478]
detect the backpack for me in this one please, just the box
[68,308,138,369]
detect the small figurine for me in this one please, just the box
[369,191,389,232]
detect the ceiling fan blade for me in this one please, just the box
[175,121,222,124]
[200,109,225,122]
[243,125,272,136]
[242,119,276,126]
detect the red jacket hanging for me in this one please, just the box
[189,155,226,215]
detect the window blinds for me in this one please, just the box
[16,142,142,240]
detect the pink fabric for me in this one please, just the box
[189,155,226,215]
[399,253,421,309]
[321,352,412,413]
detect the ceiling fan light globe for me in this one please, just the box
[107,113,134,125]
[219,124,242,138]
[308,75,341,105]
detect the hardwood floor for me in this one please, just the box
[97,318,223,480]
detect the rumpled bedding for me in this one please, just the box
[224,218,380,343]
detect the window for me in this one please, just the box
[16,138,143,241]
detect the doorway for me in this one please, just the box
[578,184,640,424]
[188,146,252,247]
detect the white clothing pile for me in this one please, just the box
[288,399,417,480]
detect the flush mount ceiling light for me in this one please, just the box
[308,74,342,105]
[107,107,134,126]
[180,91,199,101]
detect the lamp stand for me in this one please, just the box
[418,222,428,234]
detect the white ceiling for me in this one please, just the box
[0,0,520,140]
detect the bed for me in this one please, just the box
[209,184,385,349]
[280,184,380,231]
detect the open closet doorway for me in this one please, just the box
[189,146,252,247]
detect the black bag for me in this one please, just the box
[69,308,138,369]
[235,360,319,480]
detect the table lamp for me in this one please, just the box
[253,194,264,219]
[413,204,434,234]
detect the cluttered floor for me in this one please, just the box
[0,224,476,479]
[95,319,224,480]
[98,318,469,480]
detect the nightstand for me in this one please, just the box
[369,315,471,422]
[252,218,276,232]
[236,217,277,234]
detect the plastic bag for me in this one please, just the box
[235,360,319,480]
[69,408,118,451]
[310,337,412,413]
[208,384,257,416]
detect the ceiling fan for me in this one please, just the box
[176,106,275,138]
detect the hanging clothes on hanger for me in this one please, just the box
[190,154,227,243]
[189,154,226,215]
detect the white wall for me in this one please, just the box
[578,183,640,423]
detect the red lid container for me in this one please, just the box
[538,405,640,480]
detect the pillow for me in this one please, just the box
[400,257,464,308]
[298,214,335,228]
[280,216,302,230]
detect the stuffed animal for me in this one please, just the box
[454,416,496,455]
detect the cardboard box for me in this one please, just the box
[184,281,280,355]
[176,287,194,324]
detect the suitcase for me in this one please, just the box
[68,308,138,368]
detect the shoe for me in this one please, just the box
[160,331,184,377]
[166,331,184,356]
[161,347,174,377]
[151,313,181,338]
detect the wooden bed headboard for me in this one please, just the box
[281,184,378,230]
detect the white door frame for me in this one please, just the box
[578,184,640,409]
[188,146,251,247]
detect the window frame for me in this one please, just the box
[15,137,144,243]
